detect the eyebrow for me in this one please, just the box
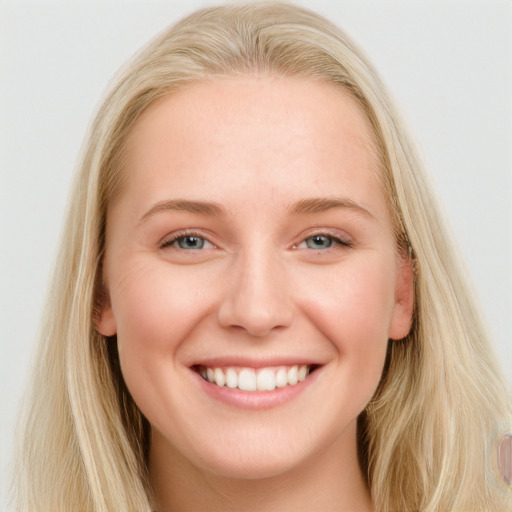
[289,197,374,218]
[139,196,374,223]
[139,199,224,223]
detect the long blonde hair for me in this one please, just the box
[13,2,511,511]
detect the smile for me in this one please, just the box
[195,364,314,391]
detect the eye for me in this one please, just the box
[176,235,206,250]
[294,232,352,251]
[305,235,334,249]
[160,232,215,251]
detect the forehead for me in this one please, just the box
[129,74,378,154]
[117,75,385,215]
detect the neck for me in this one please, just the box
[149,421,373,512]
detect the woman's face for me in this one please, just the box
[97,75,413,479]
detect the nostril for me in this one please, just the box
[217,305,293,337]
[216,264,294,336]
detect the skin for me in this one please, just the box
[97,75,414,512]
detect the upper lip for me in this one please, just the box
[189,357,323,369]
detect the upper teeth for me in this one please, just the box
[200,365,310,391]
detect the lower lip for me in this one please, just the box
[192,368,321,410]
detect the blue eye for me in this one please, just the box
[293,232,352,251]
[305,235,333,249]
[161,233,212,250]
[176,235,206,250]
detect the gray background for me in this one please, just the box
[1,1,510,508]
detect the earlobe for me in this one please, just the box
[95,307,117,337]
[94,287,117,337]
[388,252,415,341]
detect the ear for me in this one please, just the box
[94,285,117,337]
[388,251,415,341]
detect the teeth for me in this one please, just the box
[225,368,238,388]
[214,368,225,387]
[257,368,275,391]
[238,368,257,391]
[200,364,311,391]
[275,368,288,388]
[287,366,298,385]
[297,365,308,381]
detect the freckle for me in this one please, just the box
[497,432,512,485]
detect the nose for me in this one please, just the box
[217,250,294,337]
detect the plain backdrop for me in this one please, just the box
[1,0,510,507]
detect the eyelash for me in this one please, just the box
[160,230,353,251]
[292,231,353,251]
[160,230,215,250]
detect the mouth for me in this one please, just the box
[192,364,320,392]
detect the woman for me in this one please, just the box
[12,2,511,511]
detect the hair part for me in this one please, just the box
[13,2,511,511]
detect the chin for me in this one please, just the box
[187,426,331,482]
[200,451,305,481]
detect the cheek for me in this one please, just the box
[112,260,212,342]
[295,257,396,395]
[109,261,216,391]
[298,257,396,339]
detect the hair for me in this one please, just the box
[12,2,511,511]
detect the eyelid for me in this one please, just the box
[292,228,353,250]
[159,229,216,249]
[158,227,352,251]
